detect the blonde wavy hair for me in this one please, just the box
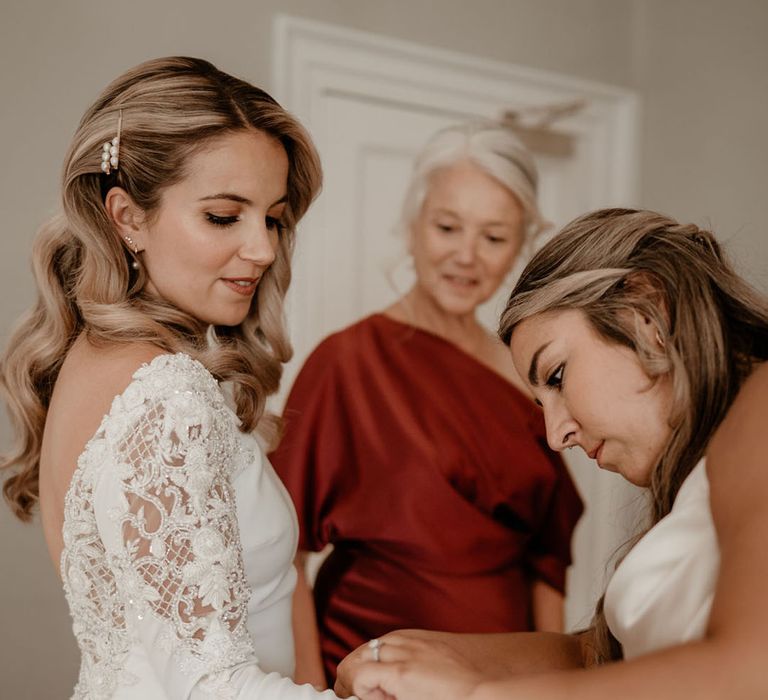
[498,208,768,663]
[1,56,322,521]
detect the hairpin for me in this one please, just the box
[100,110,123,175]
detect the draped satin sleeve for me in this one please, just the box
[274,333,358,553]
[271,314,583,681]
[523,419,585,593]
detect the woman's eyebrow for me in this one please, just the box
[197,193,288,207]
[199,193,252,204]
[528,342,551,386]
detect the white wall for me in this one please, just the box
[0,1,765,696]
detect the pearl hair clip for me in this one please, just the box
[100,110,123,175]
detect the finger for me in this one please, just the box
[352,661,404,699]
[333,677,352,698]
[348,631,422,666]
[334,669,364,698]
[362,637,426,664]
[379,630,425,647]
[337,643,376,695]
[376,642,414,664]
[359,689,395,700]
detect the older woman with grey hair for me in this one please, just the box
[270,121,583,689]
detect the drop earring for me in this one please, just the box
[124,235,140,270]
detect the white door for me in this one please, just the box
[273,15,641,630]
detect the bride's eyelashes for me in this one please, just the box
[206,212,239,227]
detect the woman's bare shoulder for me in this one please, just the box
[45,339,167,462]
[708,362,767,463]
[40,339,170,523]
[706,362,767,531]
[701,368,768,656]
[56,337,168,403]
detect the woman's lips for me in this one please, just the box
[591,441,606,466]
[443,273,479,288]
[221,278,259,296]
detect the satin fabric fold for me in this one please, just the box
[605,460,719,659]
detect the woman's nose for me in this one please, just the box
[543,400,579,452]
[239,222,277,267]
[454,232,478,264]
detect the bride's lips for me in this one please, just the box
[221,277,260,296]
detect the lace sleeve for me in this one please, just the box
[113,385,254,674]
[98,359,343,698]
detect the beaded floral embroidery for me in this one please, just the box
[61,354,253,699]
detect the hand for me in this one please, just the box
[335,630,440,697]
[335,632,483,700]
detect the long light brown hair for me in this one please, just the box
[1,56,322,521]
[499,208,768,663]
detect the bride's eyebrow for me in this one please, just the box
[199,193,251,204]
[197,194,288,207]
[528,342,551,386]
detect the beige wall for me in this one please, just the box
[635,0,768,289]
[0,1,765,696]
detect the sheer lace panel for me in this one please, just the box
[116,391,252,652]
[62,354,255,697]
[63,464,131,698]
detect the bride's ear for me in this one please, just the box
[104,187,147,252]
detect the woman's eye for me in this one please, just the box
[436,223,456,233]
[546,363,565,389]
[266,216,286,234]
[206,213,239,227]
[485,234,507,244]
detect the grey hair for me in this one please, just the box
[398,120,547,246]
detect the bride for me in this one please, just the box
[0,56,348,699]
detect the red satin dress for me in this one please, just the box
[270,314,583,683]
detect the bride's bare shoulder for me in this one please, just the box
[45,338,167,456]
[40,339,170,527]
[55,336,167,403]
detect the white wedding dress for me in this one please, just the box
[60,353,342,699]
[604,460,720,658]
